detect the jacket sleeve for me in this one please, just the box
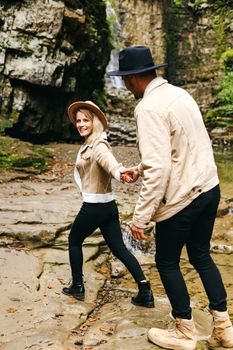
[133,109,171,228]
[93,140,122,179]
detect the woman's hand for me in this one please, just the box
[120,167,139,183]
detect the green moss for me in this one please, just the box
[204,48,233,130]
[212,14,228,58]
[215,151,233,183]
[0,109,20,135]
[0,136,53,173]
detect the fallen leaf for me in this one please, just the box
[47,284,54,289]
[7,307,17,313]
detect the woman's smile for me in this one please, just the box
[76,111,93,137]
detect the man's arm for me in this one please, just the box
[130,223,148,240]
[132,109,171,229]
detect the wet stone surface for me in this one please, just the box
[0,143,232,350]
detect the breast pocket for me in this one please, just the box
[76,149,92,171]
[81,147,92,160]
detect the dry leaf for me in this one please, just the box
[7,307,17,313]
[47,284,54,289]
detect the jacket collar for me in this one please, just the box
[80,132,108,153]
[144,77,168,97]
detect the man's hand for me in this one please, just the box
[120,166,139,183]
[130,223,148,240]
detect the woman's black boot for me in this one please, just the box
[131,281,155,308]
[62,282,85,301]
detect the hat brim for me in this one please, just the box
[68,101,108,130]
[107,63,168,76]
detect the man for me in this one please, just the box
[108,46,233,350]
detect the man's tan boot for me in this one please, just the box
[148,315,197,350]
[208,310,233,348]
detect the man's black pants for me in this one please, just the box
[155,185,227,319]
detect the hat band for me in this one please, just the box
[119,62,155,71]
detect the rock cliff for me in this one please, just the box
[0,0,110,142]
[106,0,233,145]
[0,0,232,144]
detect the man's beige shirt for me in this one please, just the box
[133,77,219,228]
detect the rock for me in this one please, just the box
[0,180,81,246]
[0,142,233,349]
[0,244,106,349]
[82,297,212,349]
[0,0,111,142]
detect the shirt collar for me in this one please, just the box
[143,76,168,97]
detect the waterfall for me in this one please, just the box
[105,1,125,93]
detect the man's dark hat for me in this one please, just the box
[108,46,167,76]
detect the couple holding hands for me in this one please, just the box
[62,46,233,350]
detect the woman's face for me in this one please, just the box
[76,111,93,138]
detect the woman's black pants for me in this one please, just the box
[155,185,227,319]
[68,200,145,284]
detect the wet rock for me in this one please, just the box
[0,244,106,349]
[82,297,212,349]
[0,181,82,246]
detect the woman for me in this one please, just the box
[62,100,154,308]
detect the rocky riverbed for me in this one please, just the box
[0,143,233,350]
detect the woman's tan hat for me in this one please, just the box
[67,100,108,130]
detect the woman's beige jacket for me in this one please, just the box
[74,137,122,203]
[133,77,219,228]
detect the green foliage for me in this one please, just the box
[173,0,205,10]
[173,0,184,5]
[218,73,233,105]
[205,105,233,129]
[213,0,233,11]
[204,49,233,130]
[220,49,233,73]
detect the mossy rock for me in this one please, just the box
[0,136,53,174]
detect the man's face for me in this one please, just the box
[122,75,143,99]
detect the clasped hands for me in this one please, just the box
[120,166,139,183]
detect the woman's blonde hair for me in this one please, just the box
[77,108,104,143]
